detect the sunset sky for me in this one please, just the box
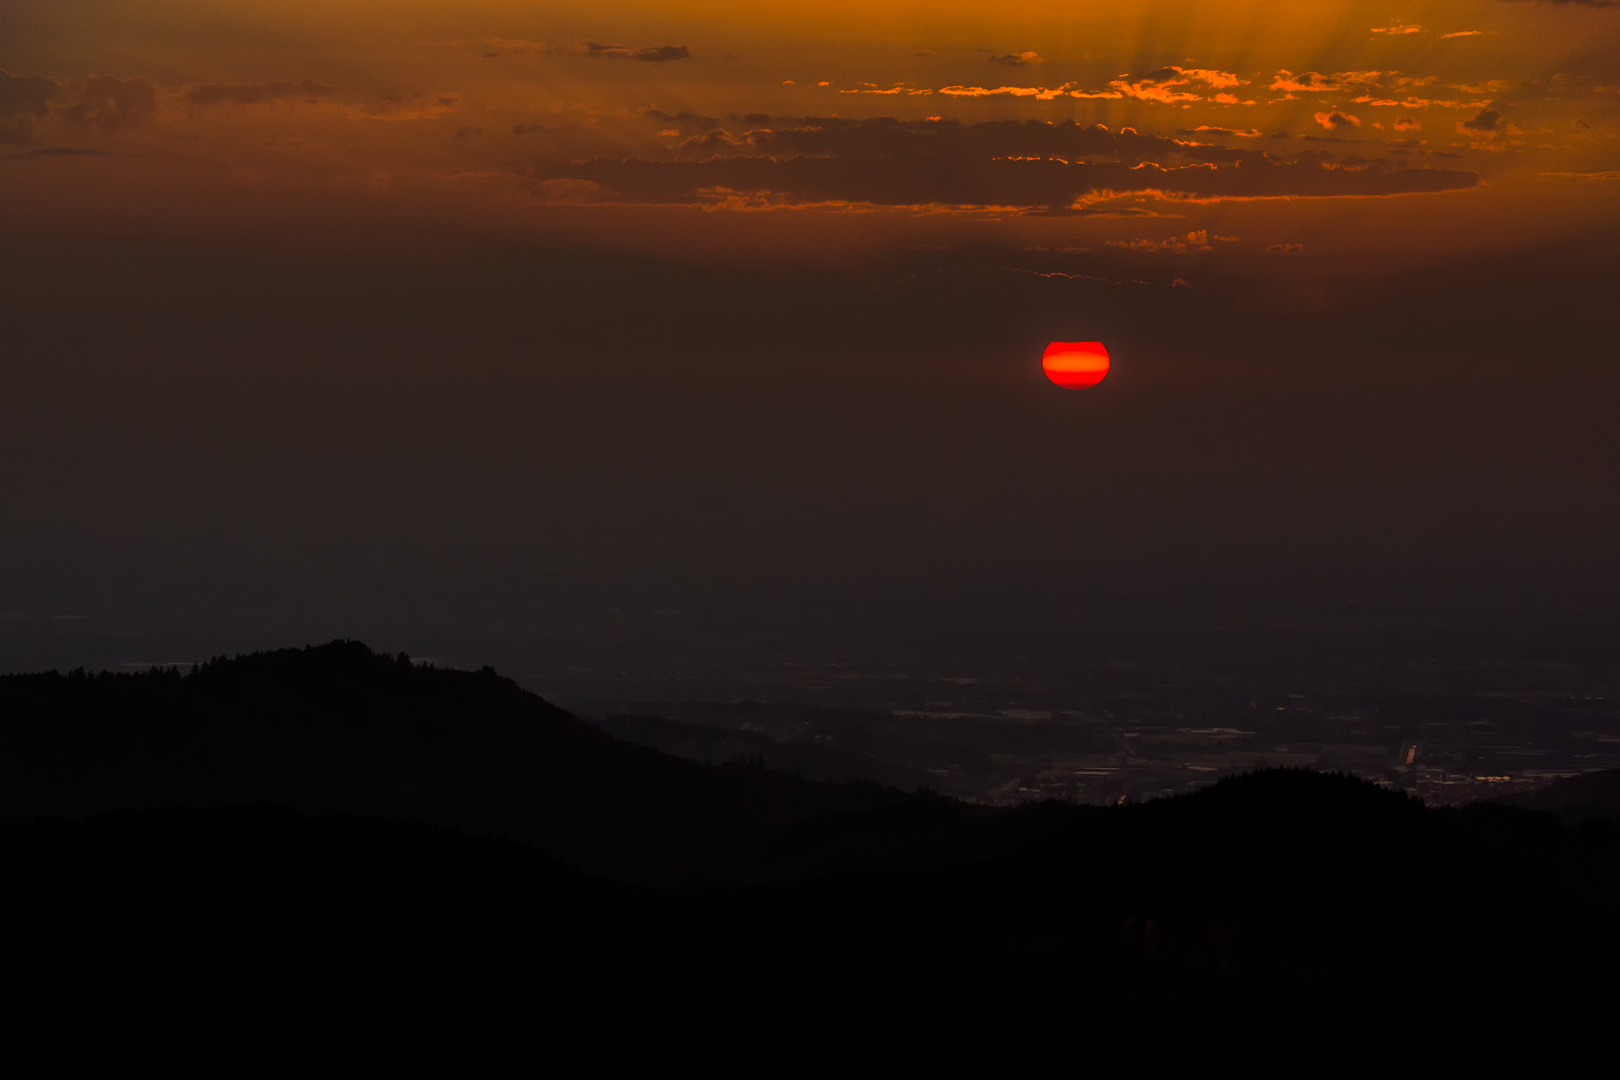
[3,1,1618,677]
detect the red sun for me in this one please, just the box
[1042,341,1110,389]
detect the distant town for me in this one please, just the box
[564,644,1620,808]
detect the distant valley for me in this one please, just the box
[3,642,1618,1053]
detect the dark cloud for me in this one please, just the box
[645,109,719,134]
[1180,126,1263,138]
[58,75,157,133]
[585,43,691,63]
[25,146,111,156]
[527,117,1478,209]
[988,52,1041,67]
[469,38,550,59]
[513,123,545,135]
[0,70,59,143]
[1124,65,1241,98]
[720,118,1220,164]
[184,81,334,107]
[1462,108,1501,131]
[0,71,61,118]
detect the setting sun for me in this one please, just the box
[1042,341,1110,389]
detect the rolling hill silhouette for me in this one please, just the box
[3,642,1617,1054]
[0,642,925,882]
[1499,767,1620,824]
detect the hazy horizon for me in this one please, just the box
[5,0,1618,694]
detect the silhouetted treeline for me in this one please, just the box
[593,710,943,791]
[2,644,1618,1056]
[0,643,915,882]
[1501,767,1620,825]
[5,772,1617,1056]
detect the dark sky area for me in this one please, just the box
[3,0,1617,691]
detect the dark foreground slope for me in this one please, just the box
[1500,767,1620,824]
[3,774,1617,1057]
[0,643,928,882]
[3,644,1618,1054]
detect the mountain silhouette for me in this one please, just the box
[591,709,943,791]
[0,642,924,882]
[1498,767,1620,824]
[2,642,1617,1055]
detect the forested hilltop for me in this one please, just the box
[3,643,1618,1054]
[0,642,932,883]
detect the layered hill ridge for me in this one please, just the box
[1499,768,1620,825]
[0,641,922,882]
[4,642,1620,1052]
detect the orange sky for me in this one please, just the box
[3,1,1619,648]
[3,0,1616,268]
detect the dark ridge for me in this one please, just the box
[1497,767,1620,824]
[3,771,1616,1055]
[3,644,1619,1054]
[591,709,941,790]
[0,641,922,883]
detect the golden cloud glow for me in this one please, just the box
[0,0,1611,271]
